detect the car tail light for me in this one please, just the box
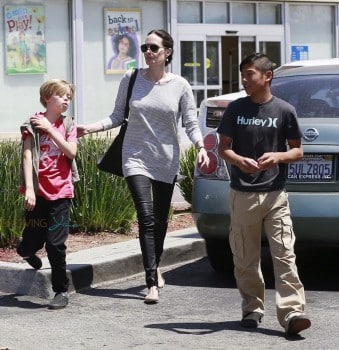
[199,151,218,175]
[195,131,230,180]
[204,133,217,150]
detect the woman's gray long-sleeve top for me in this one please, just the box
[101,69,203,184]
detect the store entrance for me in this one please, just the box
[221,36,257,94]
[179,35,281,106]
[221,35,281,94]
[221,36,239,94]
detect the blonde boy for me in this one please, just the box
[17,79,77,309]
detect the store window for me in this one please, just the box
[206,41,219,85]
[180,40,205,107]
[178,1,202,23]
[181,41,204,85]
[259,41,281,68]
[178,1,282,25]
[194,90,205,109]
[241,40,255,61]
[258,3,282,25]
[232,2,255,24]
[289,4,335,59]
[205,2,229,24]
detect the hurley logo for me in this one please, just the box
[237,116,278,128]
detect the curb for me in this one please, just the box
[0,227,206,299]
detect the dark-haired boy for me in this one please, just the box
[217,53,311,336]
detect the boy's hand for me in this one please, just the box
[257,152,279,170]
[30,115,52,133]
[25,189,36,211]
[237,157,260,173]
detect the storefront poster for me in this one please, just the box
[104,8,141,74]
[4,5,46,75]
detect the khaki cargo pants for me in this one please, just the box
[228,188,306,329]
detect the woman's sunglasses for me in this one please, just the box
[140,44,164,53]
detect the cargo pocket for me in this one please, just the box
[280,216,295,251]
[228,189,236,215]
[229,226,244,260]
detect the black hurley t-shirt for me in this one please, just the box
[217,96,302,192]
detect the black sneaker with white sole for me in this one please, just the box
[240,312,263,328]
[48,292,69,310]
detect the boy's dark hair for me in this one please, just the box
[147,29,174,66]
[240,53,274,77]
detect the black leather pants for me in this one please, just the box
[126,175,176,288]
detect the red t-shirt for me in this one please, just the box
[22,116,77,200]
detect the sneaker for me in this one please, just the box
[286,315,311,336]
[240,312,263,328]
[48,292,69,310]
[24,255,42,270]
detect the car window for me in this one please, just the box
[271,74,339,118]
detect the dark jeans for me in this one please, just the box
[17,196,71,293]
[126,175,176,288]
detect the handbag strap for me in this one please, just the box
[124,68,138,121]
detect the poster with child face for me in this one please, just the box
[104,8,141,74]
[4,5,46,75]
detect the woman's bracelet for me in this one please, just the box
[197,146,205,151]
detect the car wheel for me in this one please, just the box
[205,238,234,273]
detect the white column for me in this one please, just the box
[71,0,85,123]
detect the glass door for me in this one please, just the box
[259,40,281,68]
[180,40,205,108]
[240,36,282,67]
[179,35,282,101]
[220,35,282,93]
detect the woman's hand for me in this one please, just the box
[77,125,88,138]
[77,122,105,137]
[197,147,210,168]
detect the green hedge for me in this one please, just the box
[178,146,198,204]
[0,140,24,247]
[0,136,197,248]
[0,136,135,248]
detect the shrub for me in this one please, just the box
[178,146,198,204]
[0,135,136,248]
[72,135,136,234]
[0,135,198,248]
[0,140,24,247]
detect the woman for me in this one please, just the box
[78,29,209,303]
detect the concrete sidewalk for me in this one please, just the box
[0,227,206,299]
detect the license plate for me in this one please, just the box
[287,154,334,181]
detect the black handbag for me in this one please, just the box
[97,69,138,176]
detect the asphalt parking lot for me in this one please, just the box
[1,244,338,350]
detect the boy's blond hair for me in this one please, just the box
[40,79,75,108]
